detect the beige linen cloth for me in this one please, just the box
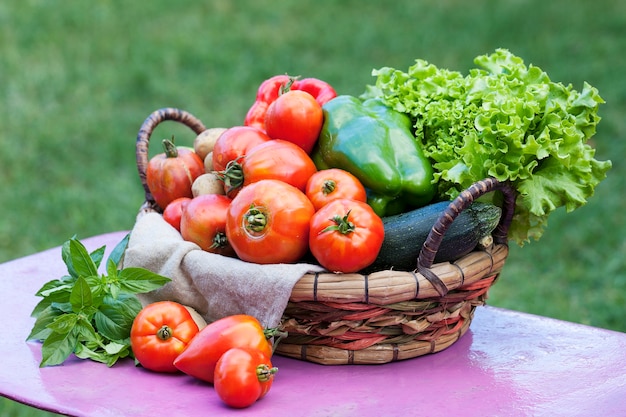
[122,212,324,328]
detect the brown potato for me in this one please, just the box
[204,151,214,173]
[193,127,227,161]
[191,172,225,197]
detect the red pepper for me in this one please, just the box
[244,75,337,132]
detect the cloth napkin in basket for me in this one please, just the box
[122,212,324,328]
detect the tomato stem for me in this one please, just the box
[162,136,179,158]
[217,156,244,194]
[210,232,229,250]
[256,364,278,382]
[244,206,267,233]
[320,210,355,235]
[156,325,173,341]
[321,179,337,196]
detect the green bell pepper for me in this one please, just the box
[312,95,435,217]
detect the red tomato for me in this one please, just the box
[162,197,191,231]
[309,198,385,273]
[146,139,205,210]
[180,194,234,256]
[305,168,368,211]
[220,139,318,198]
[265,90,323,154]
[211,126,271,172]
[173,314,273,383]
[214,347,277,409]
[226,179,314,264]
[130,301,200,373]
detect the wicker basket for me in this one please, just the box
[136,108,516,365]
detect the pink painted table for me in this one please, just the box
[1,231,626,417]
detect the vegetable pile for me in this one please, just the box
[27,49,612,410]
[364,48,611,244]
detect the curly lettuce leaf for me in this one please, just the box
[366,48,612,245]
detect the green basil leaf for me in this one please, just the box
[30,297,53,318]
[26,306,63,341]
[117,267,171,294]
[47,313,79,334]
[103,340,129,356]
[106,258,118,282]
[40,327,79,367]
[35,278,70,297]
[51,301,73,314]
[95,294,141,340]
[69,238,98,278]
[83,274,106,304]
[74,343,104,362]
[75,316,99,344]
[61,238,78,278]
[108,233,130,267]
[70,276,93,313]
[89,245,106,269]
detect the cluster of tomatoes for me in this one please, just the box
[130,301,276,408]
[146,75,384,273]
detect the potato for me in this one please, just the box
[193,127,227,161]
[192,172,225,197]
[204,151,214,173]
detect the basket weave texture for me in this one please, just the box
[136,108,516,365]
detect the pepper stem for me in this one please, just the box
[279,75,300,95]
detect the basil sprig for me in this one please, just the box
[27,235,171,367]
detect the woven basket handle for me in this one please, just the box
[416,178,517,296]
[136,108,207,208]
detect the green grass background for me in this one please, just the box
[1,0,624,415]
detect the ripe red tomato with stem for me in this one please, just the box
[214,347,278,409]
[265,89,323,154]
[305,168,368,211]
[309,198,385,273]
[219,139,317,198]
[180,194,234,256]
[173,314,275,383]
[211,126,270,173]
[130,301,200,373]
[226,179,315,264]
[146,137,205,210]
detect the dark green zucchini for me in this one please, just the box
[363,201,502,273]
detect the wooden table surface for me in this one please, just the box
[1,231,625,416]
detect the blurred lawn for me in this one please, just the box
[1,0,625,415]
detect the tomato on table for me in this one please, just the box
[225,179,315,264]
[173,314,274,383]
[309,198,385,273]
[130,301,200,373]
[214,347,277,409]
